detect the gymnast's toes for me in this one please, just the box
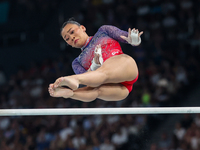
[54,77,64,88]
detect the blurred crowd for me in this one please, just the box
[0,0,62,32]
[0,0,200,150]
[150,114,200,150]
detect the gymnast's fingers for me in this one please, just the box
[138,31,143,37]
[94,53,100,64]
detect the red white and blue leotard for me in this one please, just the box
[72,25,138,92]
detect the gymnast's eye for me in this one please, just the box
[71,30,74,34]
[66,38,69,41]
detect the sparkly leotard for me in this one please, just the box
[72,25,138,92]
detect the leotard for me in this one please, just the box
[72,25,138,92]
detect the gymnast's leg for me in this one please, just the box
[49,83,129,102]
[53,54,138,90]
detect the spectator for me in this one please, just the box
[194,114,200,127]
[100,138,115,150]
[158,132,171,150]
[72,129,86,149]
[111,126,128,149]
[173,122,186,148]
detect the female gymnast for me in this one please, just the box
[48,18,143,102]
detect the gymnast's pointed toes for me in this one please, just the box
[54,77,63,88]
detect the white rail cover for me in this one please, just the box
[0,107,199,116]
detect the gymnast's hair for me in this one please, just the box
[60,17,80,35]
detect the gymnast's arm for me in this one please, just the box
[98,25,143,46]
[72,56,101,74]
[72,57,87,74]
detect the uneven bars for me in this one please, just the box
[0,107,199,116]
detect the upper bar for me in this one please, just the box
[0,107,199,116]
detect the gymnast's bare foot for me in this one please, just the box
[53,76,79,90]
[49,84,74,98]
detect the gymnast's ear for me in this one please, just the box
[80,25,86,32]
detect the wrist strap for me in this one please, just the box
[131,37,141,46]
[90,59,101,71]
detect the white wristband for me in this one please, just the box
[90,59,101,71]
[95,46,103,65]
[130,30,141,46]
[131,37,141,46]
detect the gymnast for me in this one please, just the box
[48,18,143,102]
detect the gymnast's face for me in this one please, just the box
[61,23,89,48]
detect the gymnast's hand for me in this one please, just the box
[94,44,103,65]
[120,28,143,46]
[94,48,100,65]
[90,44,103,71]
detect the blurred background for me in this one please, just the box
[0,0,200,149]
